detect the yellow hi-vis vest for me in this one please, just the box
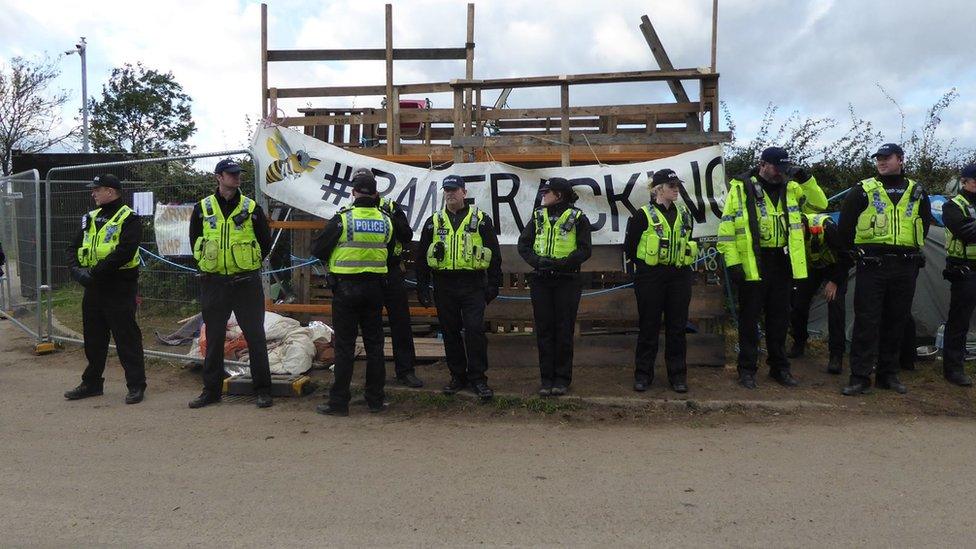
[854,178,924,248]
[716,177,808,281]
[77,205,140,269]
[804,213,836,267]
[946,194,976,260]
[427,207,491,270]
[532,207,581,259]
[194,193,262,275]
[327,206,392,274]
[636,203,699,267]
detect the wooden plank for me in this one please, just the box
[482,102,702,120]
[272,82,453,99]
[260,3,268,119]
[450,69,715,90]
[268,302,438,316]
[291,225,312,324]
[453,131,732,148]
[711,0,719,72]
[484,285,725,322]
[268,220,326,230]
[487,332,725,367]
[385,3,395,156]
[452,87,464,164]
[638,16,700,131]
[266,48,467,62]
[560,82,570,167]
[465,3,475,137]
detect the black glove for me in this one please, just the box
[790,166,810,183]
[484,285,499,304]
[417,287,433,307]
[71,267,93,287]
[727,264,745,285]
[537,257,556,271]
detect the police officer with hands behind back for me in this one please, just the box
[415,175,502,401]
[717,147,827,390]
[625,169,698,394]
[188,159,274,409]
[518,177,592,397]
[837,143,933,396]
[367,168,425,389]
[939,163,976,387]
[64,173,146,405]
[311,170,396,416]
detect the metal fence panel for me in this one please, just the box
[0,169,44,343]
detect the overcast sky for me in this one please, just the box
[2,0,974,158]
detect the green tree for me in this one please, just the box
[0,56,77,175]
[89,63,196,155]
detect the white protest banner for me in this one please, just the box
[252,124,727,244]
[154,203,195,256]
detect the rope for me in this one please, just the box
[136,247,322,275]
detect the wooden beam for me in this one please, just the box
[266,47,467,62]
[385,3,395,156]
[560,82,570,167]
[711,0,719,72]
[452,87,464,163]
[451,69,714,90]
[452,131,732,148]
[465,3,475,135]
[638,15,700,131]
[268,220,326,230]
[261,3,268,119]
[272,82,453,98]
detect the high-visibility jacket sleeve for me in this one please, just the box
[716,182,741,267]
[798,174,828,213]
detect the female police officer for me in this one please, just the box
[624,169,698,393]
[518,177,592,396]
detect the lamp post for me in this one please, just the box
[64,37,89,153]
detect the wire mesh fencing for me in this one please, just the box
[0,169,45,343]
[44,151,262,361]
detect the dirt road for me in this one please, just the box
[2,327,975,547]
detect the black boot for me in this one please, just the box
[945,371,973,387]
[787,340,805,359]
[826,355,843,375]
[64,383,103,400]
[124,388,145,404]
[442,377,467,395]
[770,369,799,387]
[188,391,221,409]
[738,372,757,390]
[876,375,908,394]
[395,372,424,388]
[841,377,871,396]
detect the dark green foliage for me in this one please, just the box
[89,63,196,155]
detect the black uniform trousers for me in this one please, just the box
[433,275,488,385]
[790,265,848,358]
[330,277,386,410]
[634,266,693,384]
[81,279,146,391]
[736,250,793,375]
[383,267,417,377]
[849,256,919,384]
[530,274,582,387]
[943,268,976,377]
[200,273,272,395]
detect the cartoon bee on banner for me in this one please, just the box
[265,128,321,184]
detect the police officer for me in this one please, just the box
[362,169,424,389]
[63,174,146,404]
[717,147,827,389]
[415,175,502,401]
[788,212,848,374]
[939,163,976,387]
[311,171,395,415]
[624,169,698,393]
[837,143,933,395]
[188,159,274,409]
[518,177,592,397]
